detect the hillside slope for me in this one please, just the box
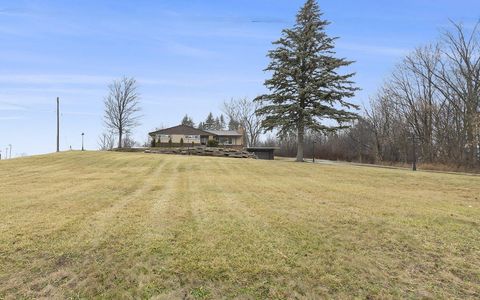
[0,151,479,299]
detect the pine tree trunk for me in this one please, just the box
[296,125,305,162]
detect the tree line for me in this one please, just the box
[262,21,479,170]
[365,22,480,168]
[181,113,228,131]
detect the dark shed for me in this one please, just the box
[246,147,279,160]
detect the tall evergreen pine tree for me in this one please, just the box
[181,114,195,127]
[204,112,215,130]
[219,115,226,130]
[214,117,221,130]
[255,0,359,162]
[228,118,240,130]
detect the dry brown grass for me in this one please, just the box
[375,161,480,174]
[0,151,479,299]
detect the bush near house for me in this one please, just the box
[207,140,219,147]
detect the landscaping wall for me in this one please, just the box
[145,146,256,159]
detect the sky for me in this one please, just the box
[0,0,479,157]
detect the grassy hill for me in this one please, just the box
[0,151,479,299]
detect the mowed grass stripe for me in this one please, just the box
[0,152,478,299]
[0,152,166,297]
[237,160,479,297]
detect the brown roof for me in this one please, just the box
[149,125,213,136]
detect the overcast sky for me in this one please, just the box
[1,0,479,156]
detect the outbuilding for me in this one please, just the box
[246,147,279,160]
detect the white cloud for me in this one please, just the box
[140,76,262,87]
[62,111,100,117]
[0,101,28,111]
[338,42,411,57]
[0,50,58,64]
[0,8,31,17]
[1,86,105,95]
[0,73,263,88]
[0,116,26,120]
[0,74,113,85]
[160,41,217,58]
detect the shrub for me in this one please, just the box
[151,139,156,148]
[207,139,219,147]
[168,138,173,148]
[180,138,184,148]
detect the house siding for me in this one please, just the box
[156,134,202,144]
[149,125,245,148]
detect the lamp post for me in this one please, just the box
[312,141,316,163]
[9,144,12,159]
[412,134,417,171]
[81,133,85,151]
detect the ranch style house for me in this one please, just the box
[149,125,244,149]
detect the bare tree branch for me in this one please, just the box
[103,77,141,148]
[223,98,265,147]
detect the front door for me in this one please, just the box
[200,136,209,145]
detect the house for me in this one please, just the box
[149,125,244,149]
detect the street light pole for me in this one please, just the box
[81,133,85,151]
[312,141,316,163]
[412,134,417,171]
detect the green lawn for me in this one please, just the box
[0,151,479,299]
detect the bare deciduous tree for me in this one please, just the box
[103,77,141,148]
[122,135,138,148]
[438,22,480,166]
[365,21,480,168]
[223,98,264,147]
[98,132,115,151]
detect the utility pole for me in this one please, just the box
[8,144,12,159]
[56,97,60,152]
[81,133,85,151]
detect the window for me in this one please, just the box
[184,135,200,143]
[219,137,234,145]
[157,134,171,143]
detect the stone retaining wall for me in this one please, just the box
[145,146,256,159]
